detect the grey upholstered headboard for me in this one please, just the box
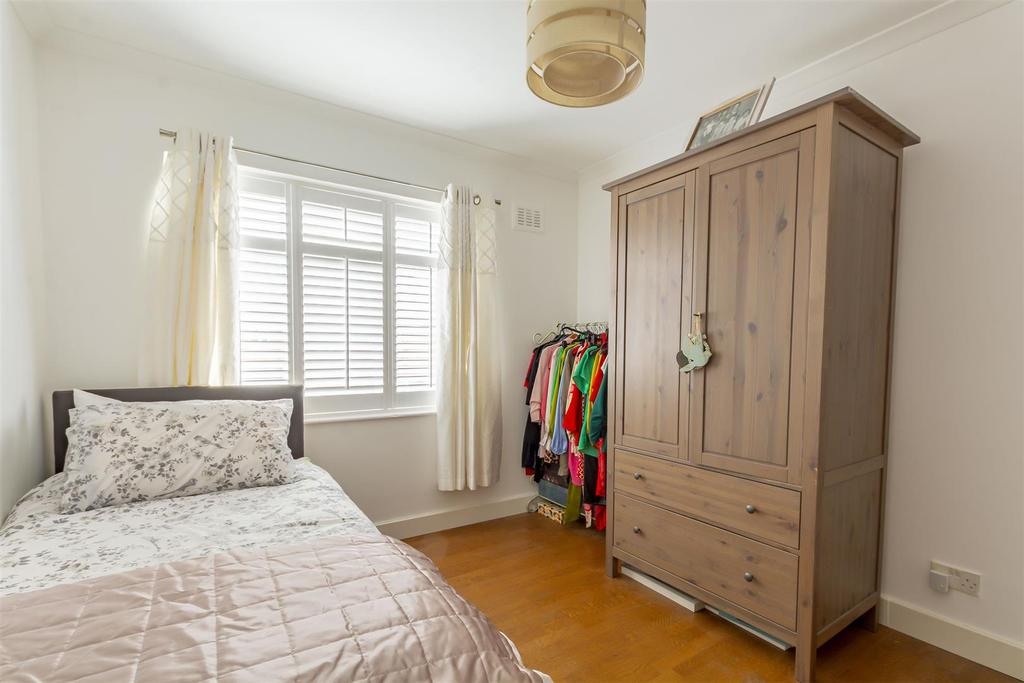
[52,385,304,473]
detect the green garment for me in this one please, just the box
[545,346,567,439]
[589,369,608,444]
[563,483,582,524]
[578,350,604,458]
[569,350,598,456]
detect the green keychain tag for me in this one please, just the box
[678,313,712,373]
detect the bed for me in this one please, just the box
[0,386,547,682]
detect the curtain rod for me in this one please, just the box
[158,129,501,205]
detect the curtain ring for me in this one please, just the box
[473,195,481,205]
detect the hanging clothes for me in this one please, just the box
[549,345,576,456]
[522,325,608,532]
[521,339,560,474]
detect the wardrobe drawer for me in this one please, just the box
[614,494,798,630]
[615,450,801,548]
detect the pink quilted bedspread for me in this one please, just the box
[0,534,546,682]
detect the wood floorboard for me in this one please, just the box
[406,513,1014,683]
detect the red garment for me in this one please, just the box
[594,504,606,531]
[522,349,538,388]
[588,352,605,403]
[596,451,606,497]
[562,345,586,437]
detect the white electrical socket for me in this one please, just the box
[928,569,949,593]
[930,561,981,596]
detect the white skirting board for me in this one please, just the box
[375,494,535,540]
[878,596,1024,680]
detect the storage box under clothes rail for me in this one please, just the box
[602,88,919,682]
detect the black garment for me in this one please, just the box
[523,346,543,405]
[521,421,541,470]
[583,455,599,504]
[532,454,546,483]
[520,341,560,474]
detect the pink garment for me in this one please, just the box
[529,345,558,424]
[568,447,585,487]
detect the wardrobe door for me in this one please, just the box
[689,132,814,484]
[614,172,694,460]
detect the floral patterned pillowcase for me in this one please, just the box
[61,399,295,514]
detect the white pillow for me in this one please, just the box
[73,389,121,408]
[61,398,295,513]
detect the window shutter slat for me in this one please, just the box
[395,215,439,256]
[394,264,435,391]
[239,189,287,240]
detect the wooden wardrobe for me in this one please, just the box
[603,88,918,682]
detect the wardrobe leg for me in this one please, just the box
[857,605,879,632]
[794,643,816,683]
[606,556,621,578]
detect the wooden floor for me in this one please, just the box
[406,514,1012,683]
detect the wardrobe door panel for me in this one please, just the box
[615,173,694,459]
[690,132,814,484]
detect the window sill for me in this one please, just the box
[304,407,437,425]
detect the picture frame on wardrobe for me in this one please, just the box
[685,77,775,151]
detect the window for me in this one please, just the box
[237,159,441,418]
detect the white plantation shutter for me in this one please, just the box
[395,264,433,390]
[297,186,387,413]
[239,188,288,239]
[396,213,439,256]
[301,254,348,393]
[393,203,440,407]
[236,165,439,416]
[239,178,290,384]
[239,249,290,384]
[301,187,385,250]
[302,255,385,396]
[346,259,385,390]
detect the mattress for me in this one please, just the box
[0,458,378,596]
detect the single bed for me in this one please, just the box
[0,386,547,682]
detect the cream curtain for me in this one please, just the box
[142,130,240,387]
[435,185,502,491]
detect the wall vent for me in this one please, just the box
[513,206,543,233]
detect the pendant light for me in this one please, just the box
[526,0,646,108]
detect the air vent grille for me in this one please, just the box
[514,206,543,233]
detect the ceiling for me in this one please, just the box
[23,0,940,171]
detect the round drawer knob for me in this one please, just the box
[633,472,643,480]
[632,526,642,534]
[743,572,754,583]
[745,504,757,514]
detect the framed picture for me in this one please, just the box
[685,78,775,151]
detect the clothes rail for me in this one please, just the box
[158,128,501,205]
[533,321,608,343]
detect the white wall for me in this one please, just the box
[0,1,47,521]
[577,0,1023,655]
[29,32,578,528]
